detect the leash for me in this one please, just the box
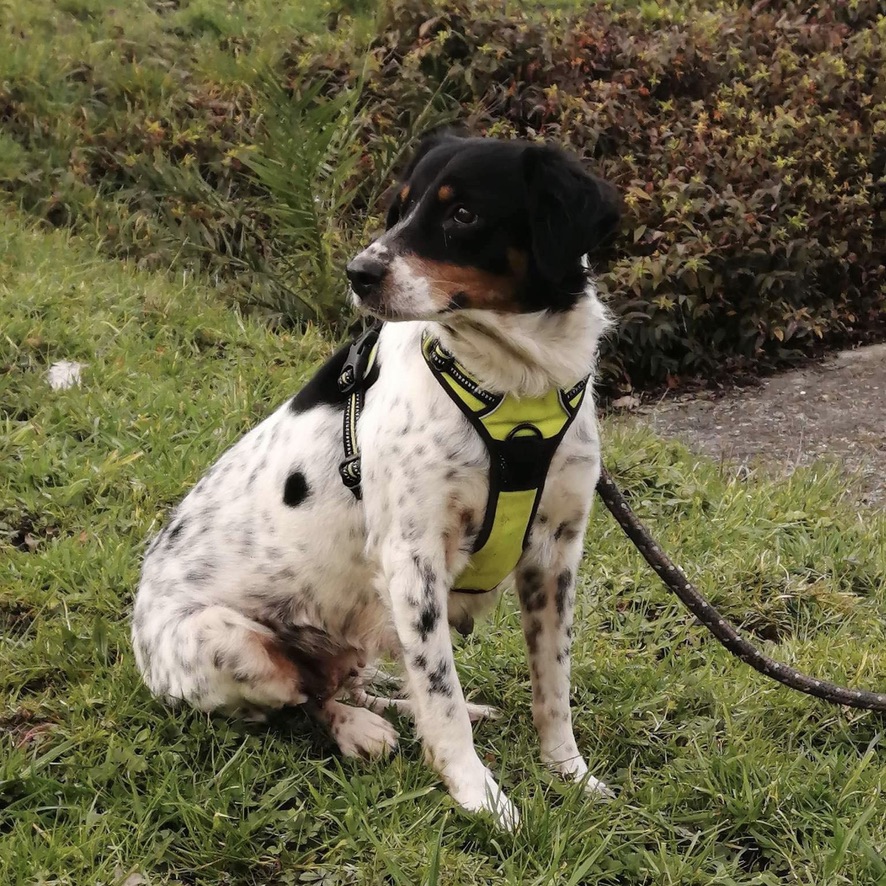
[596,466,886,712]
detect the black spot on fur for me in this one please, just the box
[525,618,542,654]
[283,471,309,507]
[518,566,546,613]
[403,516,421,542]
[263,596,295,624]
[413,653,429,671]
[556,570,573,618]
[412,555,438,596]
[417,604,440,641]
[185,569,212,585]
[166,519,185,547]
[428,659,452,696]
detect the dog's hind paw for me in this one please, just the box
[465,701,500,722]
[321,701,399,760]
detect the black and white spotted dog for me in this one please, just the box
[132,131,620,829]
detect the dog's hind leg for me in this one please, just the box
[350,687,499,723]
[359,663,403,692]
[133,602,311,714]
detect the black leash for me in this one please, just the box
[596,465,886,712]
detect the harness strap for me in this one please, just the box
[338,322,381,500]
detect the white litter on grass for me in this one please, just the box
[47,361,85,390]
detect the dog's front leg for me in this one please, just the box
[382,541,519,830]
[517,530,614,799]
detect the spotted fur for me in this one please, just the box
[132,133,620,830]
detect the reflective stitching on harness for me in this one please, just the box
[338,323,381,500]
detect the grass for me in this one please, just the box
[2,211,886,885]
[0,0,391,326]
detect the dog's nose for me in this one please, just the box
[346,255,388,299]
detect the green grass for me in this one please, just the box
[2,211,886,884]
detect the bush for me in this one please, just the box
[361,0,886,387]
[1,0,884,389]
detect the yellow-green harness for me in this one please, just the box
[338,324,588,594]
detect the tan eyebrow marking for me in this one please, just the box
[399,184,410,202]
[437,185,455,202]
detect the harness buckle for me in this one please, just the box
[337,365,356,393]
[339,454,363,499]
[338,323,381,395]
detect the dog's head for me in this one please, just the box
[346,132,620,322]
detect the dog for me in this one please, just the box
[132,131,620,829]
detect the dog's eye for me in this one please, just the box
[452,206,478,226]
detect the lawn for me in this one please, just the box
[2,211,886,885]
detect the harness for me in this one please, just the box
[338,323,589,594]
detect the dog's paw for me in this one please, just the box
[330,705,399,760]
[448,765,520,832]
[464,701,501,723]
[577,773,617,801]
[544,752,616,800]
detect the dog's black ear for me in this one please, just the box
[401,127,463,180]
[384,186,405,230]
[522,145,621,282]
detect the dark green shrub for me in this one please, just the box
[359,0,886,387]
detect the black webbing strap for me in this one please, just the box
[338,322,381,500]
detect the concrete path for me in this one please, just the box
[626,343,885,507]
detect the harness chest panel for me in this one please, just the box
[421,336,588,593]
[338,325,588,595]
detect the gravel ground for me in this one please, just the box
[624,342,886,507]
